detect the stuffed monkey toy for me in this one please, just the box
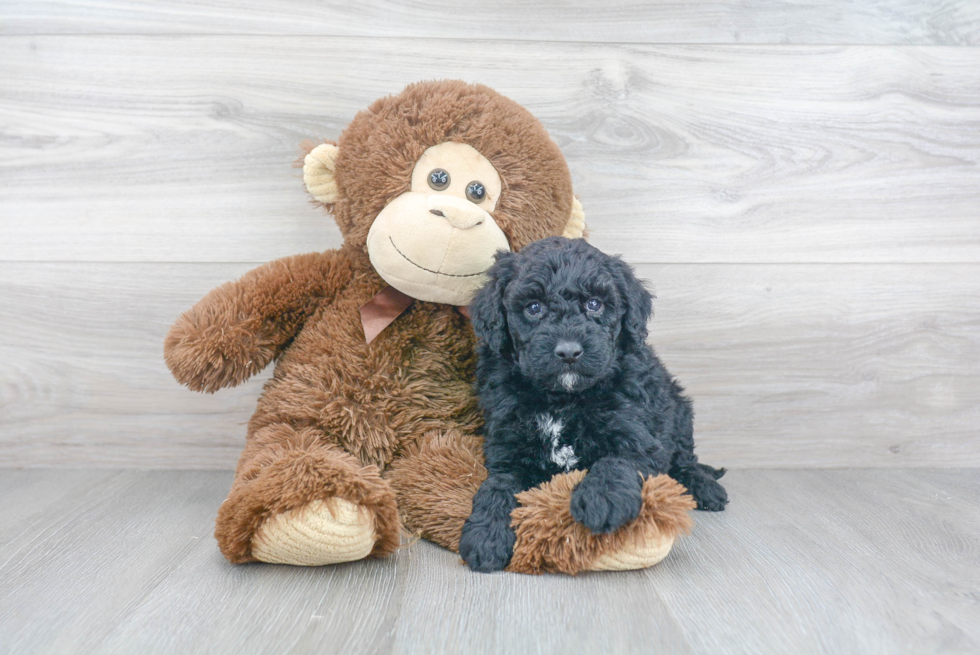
[165,80,695,574]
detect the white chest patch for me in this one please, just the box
[536,413,579,472]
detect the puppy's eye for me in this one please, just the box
[585,298,603,313]
[525,301,543,317]
[428,169,450,191]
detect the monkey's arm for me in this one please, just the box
[165,250,347,393]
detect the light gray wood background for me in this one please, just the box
[1,468,978,654]
[1,3,979,468]
[2,6,979,655]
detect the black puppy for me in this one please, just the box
[459,237,727,573]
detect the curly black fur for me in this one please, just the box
[459,237,728,572]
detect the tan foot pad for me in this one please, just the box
[590,531,676,571]
[251,498,376,566]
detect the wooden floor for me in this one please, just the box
[1,468,977,655]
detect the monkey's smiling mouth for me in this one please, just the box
[388,237,489,278]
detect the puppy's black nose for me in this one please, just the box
[554,340,584,364]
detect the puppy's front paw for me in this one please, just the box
[570,473,642,534]
[459,515,516,573]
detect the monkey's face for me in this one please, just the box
[365,142,510,305]
[302,82,587,307]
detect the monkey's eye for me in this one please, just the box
[428,169,450,191]
[465,181,486,203]
[585,298,603,313]
[525,301,543,317]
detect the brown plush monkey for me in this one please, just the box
[164,80,695,574]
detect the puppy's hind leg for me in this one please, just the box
[670,461,728,512]
[697,463,727,480]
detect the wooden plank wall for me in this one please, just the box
[1,2,978,468]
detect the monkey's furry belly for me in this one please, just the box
[254,296,481,469]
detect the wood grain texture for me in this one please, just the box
[1,262,977,469]
[650,468,980,654]
[647,263,980,468]
[0,263,268,469]
[2,37,979,264]
[1,1,978,44]
[0,469,976,654]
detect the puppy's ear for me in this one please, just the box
[608,256,653,348]
[469,250,517,355]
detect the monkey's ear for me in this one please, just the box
[469,250,517,355]
[303,143,340,205]
[562,197,587,239]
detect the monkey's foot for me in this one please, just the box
[590,530,676,571]
[507,472,696,575]
[251,498,377,566]
[215,431,401,565]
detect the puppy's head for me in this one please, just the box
[470,237,652,393]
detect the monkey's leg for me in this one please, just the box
[215,423,400,565]
[385,429,486,553]
[385,431,697,574]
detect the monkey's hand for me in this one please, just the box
[165,251,344,392]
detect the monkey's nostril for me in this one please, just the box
[430,209,445,217]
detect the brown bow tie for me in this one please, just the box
[359,286,470,344]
